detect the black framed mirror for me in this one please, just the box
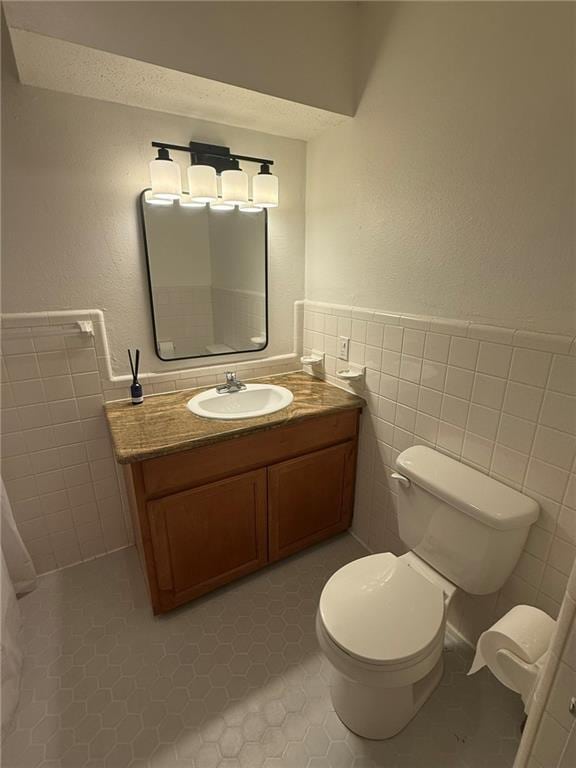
[140,190,269,361]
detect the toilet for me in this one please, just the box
[316,445,540,740]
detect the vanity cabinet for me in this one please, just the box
[123,408,360,614]
[268,442,356,562]
[147,470,268,605]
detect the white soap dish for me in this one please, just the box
[77,320,94,336]
[336,365,365,382]
[300,351,325,366]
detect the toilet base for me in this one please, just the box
[330,655,444,740]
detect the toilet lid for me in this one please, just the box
[319,553,445,665]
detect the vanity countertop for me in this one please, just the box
[104,372,364,464]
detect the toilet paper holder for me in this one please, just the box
[491,647,547,705]
[468,605,556,713]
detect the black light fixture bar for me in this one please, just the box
[151,140,274,174]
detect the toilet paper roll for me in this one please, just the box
[468,605,555,690]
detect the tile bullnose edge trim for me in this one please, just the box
[2,302,305,390]
[302,301,576,355]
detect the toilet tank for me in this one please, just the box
[394,446,539,595]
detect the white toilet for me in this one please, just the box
[316,445,539,740]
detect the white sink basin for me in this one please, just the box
[187,383,294,420]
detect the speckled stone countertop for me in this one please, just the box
[104,372,364,464]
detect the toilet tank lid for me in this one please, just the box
[396,446,539,531]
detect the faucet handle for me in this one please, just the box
[225,371,237,383]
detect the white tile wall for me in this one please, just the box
[524,562,576,768]
[1,317,131,574]
[1,308,302,575]
[212,287,266,351]
[153,285,215,356]
[303,301,576,641]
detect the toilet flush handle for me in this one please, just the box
[390,472,411,488]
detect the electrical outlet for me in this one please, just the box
[338,336,350,361]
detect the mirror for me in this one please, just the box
[140,191,268,361]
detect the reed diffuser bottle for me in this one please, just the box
[128,349,143,405]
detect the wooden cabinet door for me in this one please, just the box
[147,469,267,610]
[268,441,356,562]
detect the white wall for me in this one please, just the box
[4,1,358,116]
[210,210,265,295]
[306,2,575,335]
[145,205,212,288]
[1,22,306,376]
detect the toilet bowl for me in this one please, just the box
[316,551,454,739]
[317,445,540,740]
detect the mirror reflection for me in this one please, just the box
[141,195,268,360]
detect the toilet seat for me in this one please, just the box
[319,552,445,667]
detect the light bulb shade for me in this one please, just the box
[221,169,249,205]
[252,172,278,208]
[149,158,181,199]
[239,202,263,213]
[179,194,206,208]
[187,165,218,203]
[144,190,173,206]
[210,199,234,211]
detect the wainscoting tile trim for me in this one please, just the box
[1,305,304,574]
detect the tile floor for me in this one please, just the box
[3,535,524,768]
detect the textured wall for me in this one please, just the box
[4,1,358,116]
[1,24,306,378]
[306,2,575,334]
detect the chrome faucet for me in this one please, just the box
[216,371,247,394]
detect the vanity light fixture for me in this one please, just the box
[146,140,277,210]
[252,163,279,208]
[209,176,235,210]
[144,190,173,206]
[179,194,206,208]
[149,147,182,200]
[221,164,249,205]
[187,164,218,203]
[239,202,264,213]
[210,199,235,211]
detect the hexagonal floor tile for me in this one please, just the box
[7,535,523,768]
